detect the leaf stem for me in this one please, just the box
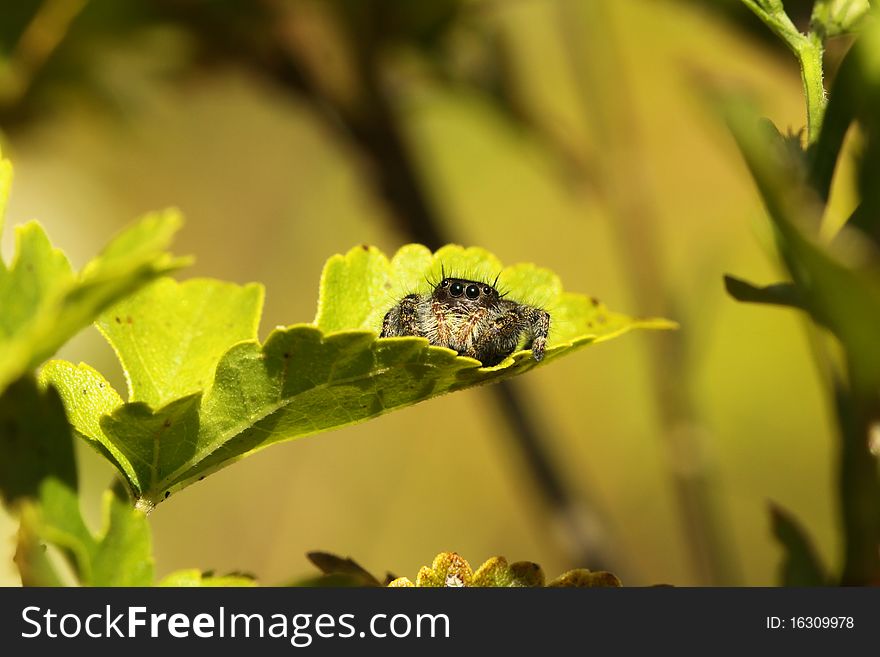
[740,0,827,145]
[798,33,827,145]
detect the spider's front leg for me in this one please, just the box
[470,304,550,366]
[380,294,422,337]
[519,305,550,362]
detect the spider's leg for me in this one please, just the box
[469,309,523,365]
[380,294,421,337]
[471,305,550,365]
[519,305,550,361]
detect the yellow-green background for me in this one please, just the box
[0,0,851,586]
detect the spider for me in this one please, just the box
[380,275,550,366]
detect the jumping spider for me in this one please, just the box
[380,275,550,366]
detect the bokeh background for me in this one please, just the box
[0,0,856,586]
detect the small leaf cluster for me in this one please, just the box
[387,552,621,588]
[302,551,621,588]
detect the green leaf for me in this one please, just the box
[472,556,545,587]
[0,215,189,392]
[0,375,91,584]
[0,149,189,394]
[96,278,264,408]
[306,551,383,587]
[0,375,152,586]
[807,41,859,203]
[413,552,474,587]
[723,275,808,314]
[0,376,76,507]
[811,0,871,39]
[724,98,880,391]
[14,505,65,587]
[157,569,257,587]
[90,488,154,586]
[20,483,154,587]
[385,552,622,587]
[809,9,880,242]
[317,244,675,349]
[769,503,829,586]
[45,244,675,508]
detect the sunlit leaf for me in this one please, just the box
[0,150,189,394]
[472,556,544,587]
[45,244,674,509]
[384,551,621,587]
[96,278,263,409]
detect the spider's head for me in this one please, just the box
[434,277,499,306]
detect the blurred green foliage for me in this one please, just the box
[723,3,880,584]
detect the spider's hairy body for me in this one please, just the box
[380,276,550,366]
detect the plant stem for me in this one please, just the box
[740,0,827,145]
[797,33,827,145]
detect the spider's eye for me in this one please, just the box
[465,284,480,299]
[440,279,449,287]
[483,286,493,296]
[449,282,464,297]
